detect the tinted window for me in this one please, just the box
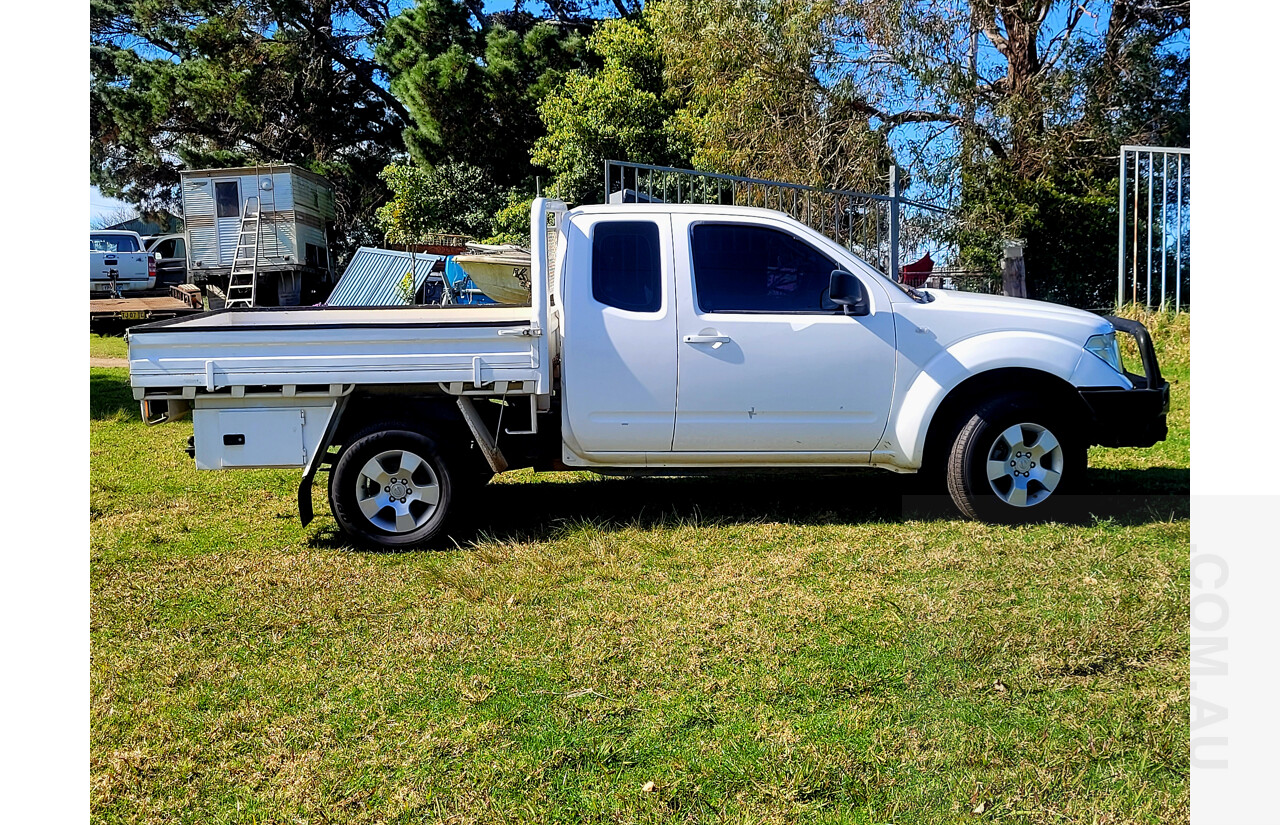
[691,224,839,313]
[215,182,240,218]
[90,234,139,253]
[592,221,661,312]
[156,238,183,258]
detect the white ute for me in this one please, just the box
[127,198,1169,547]
[91,230,157,295]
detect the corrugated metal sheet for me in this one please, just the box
[328,247,444,306]
[183,178,218,268]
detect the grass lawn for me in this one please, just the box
[91,332,129,360]
[90,311,1190,824]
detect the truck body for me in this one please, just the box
[128,199,1169,545]
[91,231,156,295]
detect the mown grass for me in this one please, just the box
[90,310,1189,824]
[91,332,129,360]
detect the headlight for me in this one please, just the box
[1084,331,1124,374]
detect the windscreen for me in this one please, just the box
[90,234,140,253]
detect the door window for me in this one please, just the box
[592,221,661,312]
[156,238,185,259]
[691,223,839,313]
[215,182,240,218]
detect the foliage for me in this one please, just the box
[651,0,894,193]
[483,192,536,246]
[375,161,506,242]
[90,0,409,265]
[817,1,1189,305]
[533,16,689,205]
[953,164,1118,308]
[378,1,590,190]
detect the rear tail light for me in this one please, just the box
[148,255,157,277]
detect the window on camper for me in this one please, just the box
[215,182,240,218]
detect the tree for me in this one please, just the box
[651,0,895,193]
[377,1,590,190]
[90,206,141,230]
[374,161,506,241]
[823,0,1190,189]
[821,1,1188,305]
[532,15,689,204]
[91,0,411,261]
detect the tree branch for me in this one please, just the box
[287,14,411,127]
[847,99,1009,162]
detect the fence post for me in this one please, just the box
[1117,148,1127,309]
[1001,239,1027,298]
[889,166,900,282]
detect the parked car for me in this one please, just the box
[127,198,1169,547]
[90,230,155,295]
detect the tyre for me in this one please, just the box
[946,393,1085,523]
[328,427,456,549]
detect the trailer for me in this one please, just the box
[180,165,337,308]
[90,284,205,326]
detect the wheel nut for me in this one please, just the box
[385,486,390,492]
[1030,462,1035,468]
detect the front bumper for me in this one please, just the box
[1078,316,1171,448]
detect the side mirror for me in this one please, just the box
[153,252,163,262]
[829,270,869,316]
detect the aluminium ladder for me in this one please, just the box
[224,196,261,308]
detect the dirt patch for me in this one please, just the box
[91,357,129,369]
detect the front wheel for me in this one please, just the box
[328,428,455,548]
[946,394,1085,522]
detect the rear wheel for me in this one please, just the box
[946,394,1085,522]
[329,427,455,548]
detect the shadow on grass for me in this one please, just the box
[91,369,140,421]
[311,465,1190,551]
[88,369,1187,544]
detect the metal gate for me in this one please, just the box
[604,160,950,283]
[1117,146,1190,311]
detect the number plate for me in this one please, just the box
[120,311,147,320]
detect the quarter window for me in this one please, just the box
[691,223,840,313]
[592,221,661,312]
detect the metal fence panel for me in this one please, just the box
[1118,146,1190,311]
[604,160,956,283]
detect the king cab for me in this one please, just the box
[126,198,1169,546]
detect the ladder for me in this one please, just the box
[224,196,261,308]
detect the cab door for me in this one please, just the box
[671,216,898,454]
[561,214,677,456]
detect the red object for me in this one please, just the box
[900,252,934,287]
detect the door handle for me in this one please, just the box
[683,334,731,344]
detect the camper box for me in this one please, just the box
[180,165,337,306]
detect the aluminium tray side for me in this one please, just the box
[127,305,545,393]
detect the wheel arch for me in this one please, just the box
[916,367,1091,474]
[333,392,471,446]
